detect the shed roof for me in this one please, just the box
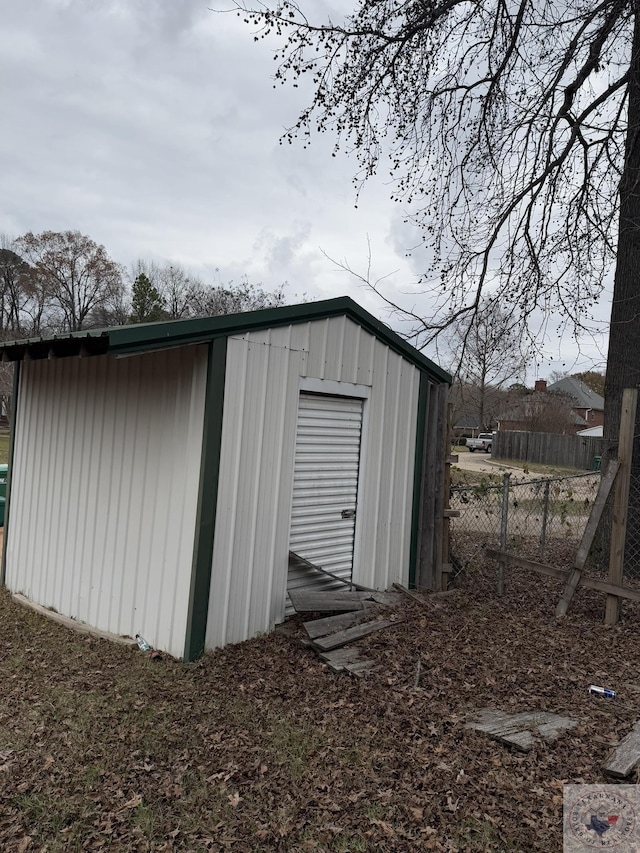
[0,297,451,383]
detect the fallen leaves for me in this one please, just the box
[2,567,640,851]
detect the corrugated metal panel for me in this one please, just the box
[6,346,208,659]
[354,341,419,590]
[206,328,304,649]
[206,317,421,649]
[287,394,363,607]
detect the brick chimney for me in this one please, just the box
[534,379,547,392]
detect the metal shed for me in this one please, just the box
[0,297,450,660]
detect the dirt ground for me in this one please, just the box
[453,447,574,481]
[2,560,640,852]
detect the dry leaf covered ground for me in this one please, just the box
[1,560,639,852]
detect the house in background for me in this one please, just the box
[0,297,451,660]
[545,377,605,427]
[497,379,589,434]
[452,415,482,439]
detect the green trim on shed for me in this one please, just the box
[0,297,451,385]
[408,371,429,590]
[183,337,228,662]
[1,362,20,587]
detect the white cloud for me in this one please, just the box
[0,0,610,377]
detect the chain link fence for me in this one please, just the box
[449,472,602,577]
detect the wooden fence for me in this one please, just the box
[493,430,605,470]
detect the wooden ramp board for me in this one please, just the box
[311,618,400,652]
[466,708,576,753]
[603,720,640,778]
[319,648,378,677]
[288,590,366,613]
[303,594,402,639]
[303,610,374,640]
[368,591,404,607]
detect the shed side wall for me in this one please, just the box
[6,346,207,658]
[205,318,420,649]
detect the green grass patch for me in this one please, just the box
[266,718,324,782]
[0,430,9,464]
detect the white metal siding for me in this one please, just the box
[288,393,363,600]
[6,346,208,659]
[205,317,421,650]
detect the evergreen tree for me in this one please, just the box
[129,273,166,324]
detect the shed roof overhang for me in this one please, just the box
[0,296,451,384]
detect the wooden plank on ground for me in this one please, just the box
[574,460,619,570]
[344,661,379,677]
[312,618,400,652]
[393,582,427,604]
[288,590,365,613]
[12,594,136,647]
[319,647,362,664]
[368,591,404,607]
[603,720,640,778]
[319,648,378,676]
[304,610,372,640]
[466,708,576,753]
[486,549,640,603]
[555,568,582,618]
[319,648,363,669]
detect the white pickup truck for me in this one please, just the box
[466,433,494,453]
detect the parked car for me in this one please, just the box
[466,433,494,453]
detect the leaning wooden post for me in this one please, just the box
[604,388,638,626]
[497,473,510,597]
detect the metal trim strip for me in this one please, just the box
[183,337,227,661]
[408,371,429,589]
[0,362,20,587]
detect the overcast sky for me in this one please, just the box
[1,0,610,378]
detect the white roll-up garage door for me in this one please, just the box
[287,392,363,606]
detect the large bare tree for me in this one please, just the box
[235,0,638,435]
[0,239,31,336]
[16,231,124,332]
[446,301,527,429]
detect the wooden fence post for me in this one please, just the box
[432,384,447,592]
[441,402,456,591]
[604,388,638,626]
